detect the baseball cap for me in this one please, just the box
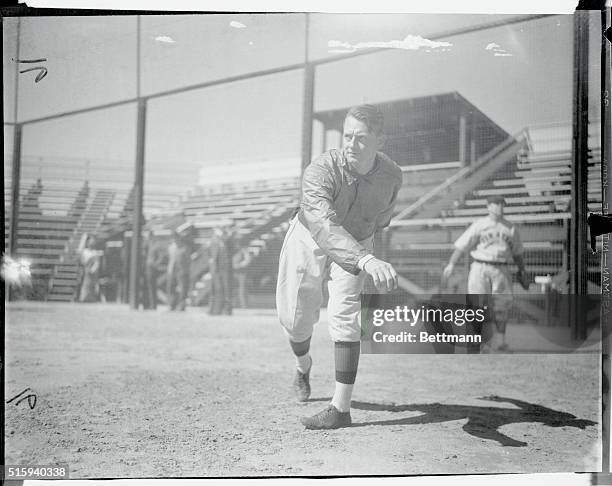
[486,195,505,205]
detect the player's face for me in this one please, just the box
[487,202,504,219]
[342,116,382,174]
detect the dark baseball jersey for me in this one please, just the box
[298,149,402,275]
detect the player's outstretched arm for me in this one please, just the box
[443,248,464,280]
[301,160,370,275]
[363,257,398,292]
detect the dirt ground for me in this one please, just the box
[4,302,602,478]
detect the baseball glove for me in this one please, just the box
[517,270,531,290]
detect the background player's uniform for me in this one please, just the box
[454,216,524,344]
[142,237,166,310]
[166,239,190,311]
[209,231,233,315]
[276,149,402,343]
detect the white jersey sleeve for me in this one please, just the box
[454,221,481,253]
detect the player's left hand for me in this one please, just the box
[442,263,455,280]
[517,270,531,290]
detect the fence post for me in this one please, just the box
[129,99,147,310]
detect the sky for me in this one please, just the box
[2,10,603,192]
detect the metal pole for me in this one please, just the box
[601,2,612,474]
[570,11,590,338]
[9,125,23,257]
[301,64,315,172]
[459,114,467,167]
[322,125,328,154]
[580,10,591,343]
[3,16,21,468]
[8,17,23,307]
[301,14,315,173]
[129,17,146,310]
[8,17,22,258]
[136,15,141,98]
[470,117,477,164]
[128,99,147,309]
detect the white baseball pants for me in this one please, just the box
[276,217,372,343]
[468,260,513,333]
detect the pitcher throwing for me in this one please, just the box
[276,104,402,429]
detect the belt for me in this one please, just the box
[473,258,510,266]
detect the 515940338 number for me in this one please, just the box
[4,465,69,479]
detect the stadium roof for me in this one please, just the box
[314,91,510,140]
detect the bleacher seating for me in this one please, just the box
[183,177,300,256]
[395,162,462,211]
[46,188,117,302]
[388,123,602,295]
[16,173,300,302]
[182,165,456,306]
[8,121,601,306]
[4,178,35,248]
[4,179,87,298]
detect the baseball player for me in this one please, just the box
[276,104,402,429]
[166,230,191,311]
[442,195,527,351]
[208,225,233,315]
[142,230,166,310]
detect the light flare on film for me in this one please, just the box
[1,255,32,287]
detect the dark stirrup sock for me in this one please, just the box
[335,341,360,384]
[289,337,311,357]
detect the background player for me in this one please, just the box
[166,230,191,311]
[442,195,528,351]
[276,104,403,429]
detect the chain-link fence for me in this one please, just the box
[3,12,603,317]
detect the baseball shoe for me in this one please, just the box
[293,365,311,402]
[301,404,352,430]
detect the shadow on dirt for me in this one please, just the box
[311,395,597,447]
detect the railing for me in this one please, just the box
[400,161,462,172]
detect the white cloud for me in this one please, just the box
[328,40,353,49]
[328,34,452,52]
[154,35,175,43]
[230,20,247,29]
[486,42,513,56]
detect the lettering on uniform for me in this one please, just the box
[479,229,512,246]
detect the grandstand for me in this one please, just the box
[49,175,302,302]
[5,96,601,307]
[174,177,301,307]
[2,153,197,300]
[5,178,89,299]
[315,92,509,168]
